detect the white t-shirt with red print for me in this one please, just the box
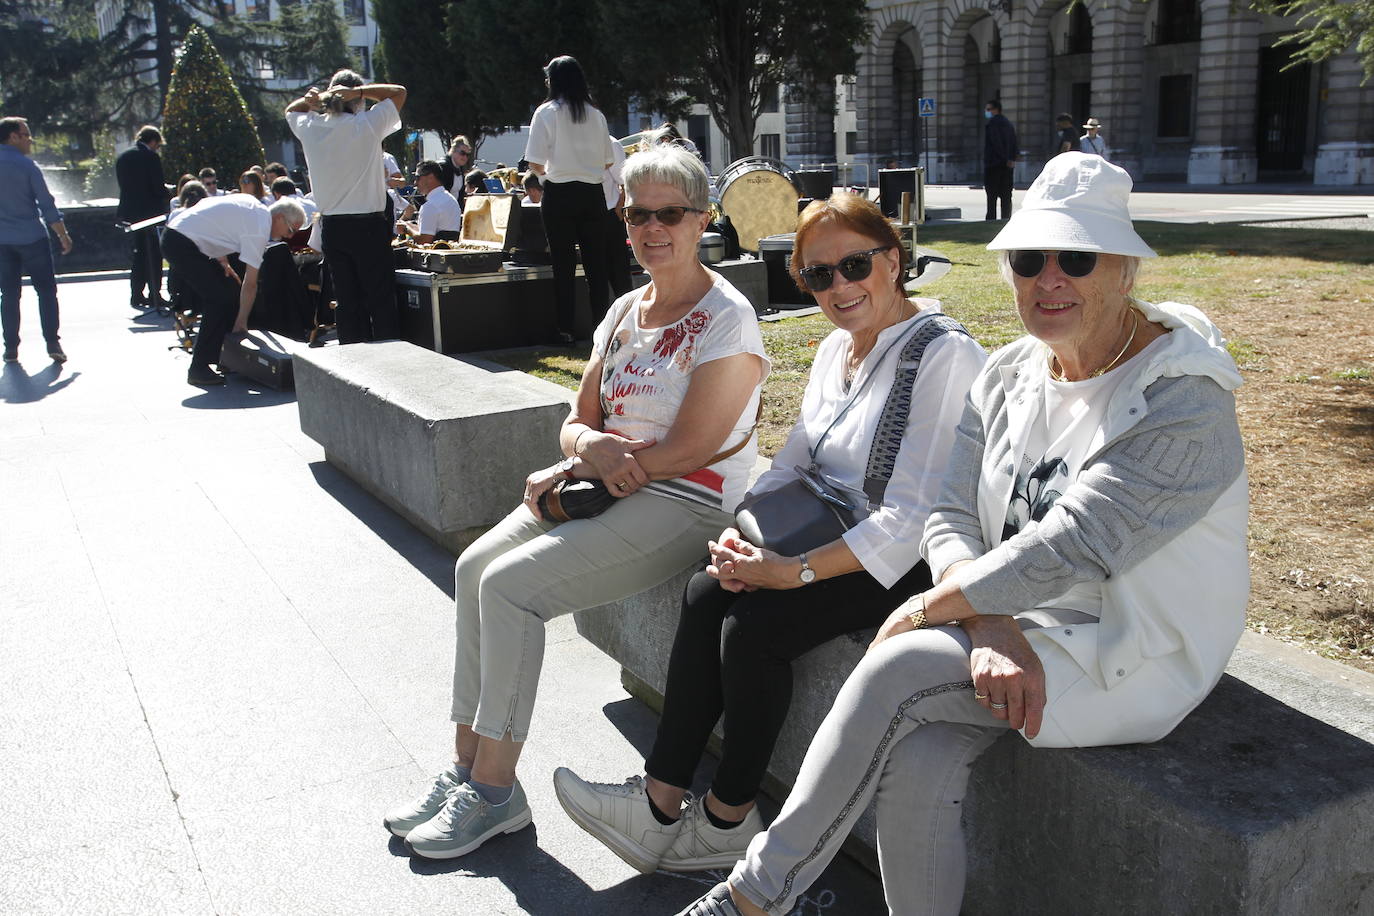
[593,272,771,512]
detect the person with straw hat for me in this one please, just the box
[1079,117,1108,158]
[673,152,1249,916]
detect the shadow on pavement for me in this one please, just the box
[307,459,457,597]
[1,362,80,402]
[181,379,297,409]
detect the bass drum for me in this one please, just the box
[717,157,800,254]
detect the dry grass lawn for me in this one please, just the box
[488,220,1374,671]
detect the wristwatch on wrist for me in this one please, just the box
[555,456,578,480]
[798,552,817,585]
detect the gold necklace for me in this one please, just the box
[1048,307,1139,382]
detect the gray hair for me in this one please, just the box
[269,197,308,231]
[622,144,709,212]
[322,68,365,114]
[997,250,1141,293]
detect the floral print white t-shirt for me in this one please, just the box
[592,271,770,511]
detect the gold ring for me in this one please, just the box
[974,692,989,700]
[617,481,628,490]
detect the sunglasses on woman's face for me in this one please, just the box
[622,205,706,227]
[1008,250,1099,279]
[797,246,892,292]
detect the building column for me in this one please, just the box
[1187,0,1260,184]
[924,10,971,185]
[1314,49,1374,185]
[786,80,838,166]
[1089,2,1147,179]
[996,14,1038,185]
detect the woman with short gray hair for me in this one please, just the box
[384,144,771,864]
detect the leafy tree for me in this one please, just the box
[372,0,505,148]
[1250,0,1374,83]
[444,0,692,142]
[161,25,265,184]
[609,0,870,161]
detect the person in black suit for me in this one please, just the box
[116,125,168,309]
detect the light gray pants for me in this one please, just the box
[451,493,730,742]
[730,627,1007,916]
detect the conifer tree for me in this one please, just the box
[161,25,266,183]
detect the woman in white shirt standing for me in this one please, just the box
[523,55,616,346]
[553,194,987,876]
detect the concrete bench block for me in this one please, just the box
[576,589,1374,914]
[294,341,571,552]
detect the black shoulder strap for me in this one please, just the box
[862,313,971,509]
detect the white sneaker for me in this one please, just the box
[382,767,465,837]
[660,797,763,872]
[552,768,684,874]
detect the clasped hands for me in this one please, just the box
[705,528,798,593]
[522,430,653,520]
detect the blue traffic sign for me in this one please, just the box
[918,97,936,118]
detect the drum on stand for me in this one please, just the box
[716,157,800,254]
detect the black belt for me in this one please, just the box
[323,211,385,220]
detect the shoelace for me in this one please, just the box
[437,784,483,827]
[419,773,457,808]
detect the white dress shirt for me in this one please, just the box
[417,185,462,237]
[166,194,273,269]
[288,98,402,214]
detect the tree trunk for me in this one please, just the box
[153,0,174,116]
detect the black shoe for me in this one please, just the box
[47,344,66,364]
[187,366,226,386]
[131,297,152,311]
[2,347,16,363]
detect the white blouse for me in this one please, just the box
[748,301,987,587]
[524,100,615,185]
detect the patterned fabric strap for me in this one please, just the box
[861,314,971,509]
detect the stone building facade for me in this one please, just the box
[787,0,1374,185]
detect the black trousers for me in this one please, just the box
[984,165,1014,220]
[604,205,632,299]
[162,228,236,371]
[541,180,609,338]
[321,213,398,344]
[645,559,934,806]
[129,226,163,303]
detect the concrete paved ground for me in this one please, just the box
[1,279,886,915]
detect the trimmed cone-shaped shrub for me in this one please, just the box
[162,26,265,185]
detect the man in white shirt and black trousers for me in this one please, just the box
[395,159,461,244]
[163,195,306,386]
[285,70,407,344]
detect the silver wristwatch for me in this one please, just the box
[555,456,578,479]
[798,552,817,585]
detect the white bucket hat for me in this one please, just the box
[987,154,1157,258]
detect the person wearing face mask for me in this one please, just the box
[983,99,1019,221]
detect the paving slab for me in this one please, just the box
[0,278,887,915]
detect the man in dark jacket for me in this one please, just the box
[983,100,1019,220]
[115,125,168,309]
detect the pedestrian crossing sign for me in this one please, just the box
[918,98,936,117]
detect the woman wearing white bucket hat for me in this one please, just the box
[674,153,1249,916]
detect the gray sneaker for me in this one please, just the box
[382,767,466,838]
[552,768,683,874]
[661,796,763,872]
[406,781,531,859]
[675,882,746,916]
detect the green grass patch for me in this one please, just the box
[482,221,1373,456]
[1332,366,1372,380]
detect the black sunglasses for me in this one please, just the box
[1008,250,1099,279]
[797,246,892,292]
[623,205,706,227]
